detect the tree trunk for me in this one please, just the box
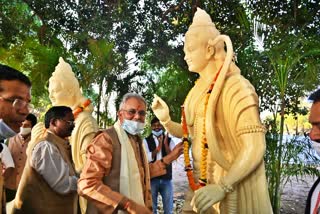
[96,78,103,126]
[273,96,285,214]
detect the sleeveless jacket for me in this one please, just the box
[86,127,152,214]
[145,134,172,180]
[12,132,77,214]
[86,128,121,214]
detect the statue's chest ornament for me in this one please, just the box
[182,65,222,191]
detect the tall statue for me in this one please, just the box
[48,57,99,214]
[152,8,273,214]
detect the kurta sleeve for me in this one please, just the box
[30,141,78,194]
[1,143,14,168]
[77,132,125,212]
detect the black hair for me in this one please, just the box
[0,64,31,91]
[151,117,160,125]
[44,106,72,128]
[309,88,320,103]
[26,113,37,127]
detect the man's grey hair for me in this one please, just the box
[119,93,146,110]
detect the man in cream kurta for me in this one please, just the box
[13,106,78,214]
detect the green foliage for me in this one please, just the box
[143,63,195,121]
[1,2,320,212]
[256,27,320,214]
[265,130,320,211]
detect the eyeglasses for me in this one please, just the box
[0,96,33,111]
[122,109,146,117]
[60,119,75,126]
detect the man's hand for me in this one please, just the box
[192,184,226,214]
[126,200,152,214]
[151,95,170,123]
[161,141,183,165]
[170,141,183,160]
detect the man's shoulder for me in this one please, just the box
[90,126,120,146]
[31,140,57,158]
[86,126,119,153]
[94,126,116,138]
[145,134,153,140]
[8,134,20,143]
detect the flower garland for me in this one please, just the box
[182,66,222,191]
[73,99,91,119]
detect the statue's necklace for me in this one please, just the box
[73,99,91,119]
[182,66,222,191]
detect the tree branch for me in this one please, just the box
[161,0,188,20]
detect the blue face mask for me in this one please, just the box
[121,119,145,135]
[152,129,163,137]
[0,119,17,140]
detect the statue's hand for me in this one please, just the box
[151,94,170,123]
[192,184,226,214]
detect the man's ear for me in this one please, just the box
[117,110,123,122]
[50,118,57,127]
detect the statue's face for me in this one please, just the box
[48,79,74,107]
[183,31,210,73]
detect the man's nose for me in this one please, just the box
[133,113,142,121]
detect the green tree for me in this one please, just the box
[247,1,320,212]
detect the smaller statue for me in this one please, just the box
[48,57,99,214]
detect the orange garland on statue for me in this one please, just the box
[182,66,222,191]
[73,99,91,119]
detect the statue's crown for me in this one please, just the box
[51,57,76,78]
[188,7,216,30]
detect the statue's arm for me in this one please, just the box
[151,94,183,138]
[161,120,183,138]
[221,106,266,188]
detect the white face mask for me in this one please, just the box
[19,127,31,136]
[121,119,145,135]
[0,119,17,140]
[312,141,320,157]
[152,129,163,137]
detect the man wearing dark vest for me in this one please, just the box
[143,117,176,214]
[305,88,320,214]
[78,93,183,214]
[13,106,78,214]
